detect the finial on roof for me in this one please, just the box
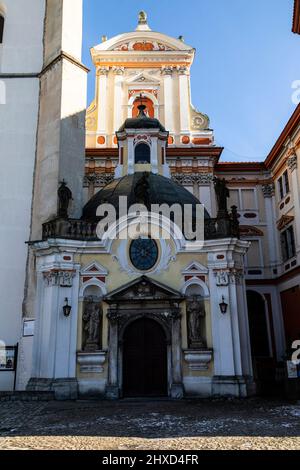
[136,11,151,31]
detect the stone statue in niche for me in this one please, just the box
[82,297,102,351]
[214,177,229,215]
[57,180,72,218]
[187,296,206,349]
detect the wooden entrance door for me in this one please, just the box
[123,318,168,397]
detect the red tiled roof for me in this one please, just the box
[265,103,300,168]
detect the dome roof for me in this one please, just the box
[82,172,210,227]
[118,105,166,132]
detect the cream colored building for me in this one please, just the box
[25,13,254,399]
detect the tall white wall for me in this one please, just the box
[22,0,87,391]
[0,0,46,390]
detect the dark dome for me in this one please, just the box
[118,104,166,132]
[82,172,210,225]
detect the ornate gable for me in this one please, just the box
[239,225,264,237]
[113,39,176,52]
[126,72,160,85]
[81,261,108,276]
[277,215,294,231]
[104,276,183,302]
[182,261,208,275]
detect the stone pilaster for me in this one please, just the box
[27,256,81,400]
[177,66,190,134]
[170,310,184,399]
[207,240,253,397]
[262,182,279,268]
[96,66,109,138]
[161,66,175,133]
[105,310,120,399]
[113,67,125,136]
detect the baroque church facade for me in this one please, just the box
[1,3,299,399]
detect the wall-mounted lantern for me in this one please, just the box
[219,296,228,314]
[63,298,72,317]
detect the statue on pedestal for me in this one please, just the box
[214,177,229,215]
[83,298,102,351]
[58,181,72,218]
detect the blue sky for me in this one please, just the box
[82,0,299,162]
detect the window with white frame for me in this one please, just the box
[245,239,262,268]
[228,188,257,211]
[280,225,296,262]
[277,170,290,200]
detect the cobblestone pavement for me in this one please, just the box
[0,398,299,450]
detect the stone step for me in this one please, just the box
[0,391,55,402]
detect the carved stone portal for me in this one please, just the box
[82,297,102,351]
[186,296,206,349]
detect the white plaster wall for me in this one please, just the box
[0,0,45,73]
[61,0,83,61]
[0,0,45,390]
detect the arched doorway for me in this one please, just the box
[247,290,270,358]
[246,290,275,395]
[122,318,168,397]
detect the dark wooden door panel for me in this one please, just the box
[123,318,167,397]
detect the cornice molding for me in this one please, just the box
[40,51,90,77]
[85,147,224,160]
[265,103,300,169]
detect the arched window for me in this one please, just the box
[246,290,270,357]
[132,97,154,118]
[0,14,4,44]
[135,143,150,164]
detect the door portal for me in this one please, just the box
[123,318,168,397]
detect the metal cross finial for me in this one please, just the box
[138,93,147,106]
[138,11,148,25]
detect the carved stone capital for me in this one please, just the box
[97,66,109,76]
[214,269,243,286]
[43,270,75,287]
[84,173,114,188]
[161,66,174,75]
[287,154,298,172]
[228,269,244,285]
[177,66,189,75]
[214,270,229,286]
[112,66,125,75]
[262,183,275,198]
[172,172,214,185]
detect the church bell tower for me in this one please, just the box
[115,100,170,178]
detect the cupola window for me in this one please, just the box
[135,143,151,164]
